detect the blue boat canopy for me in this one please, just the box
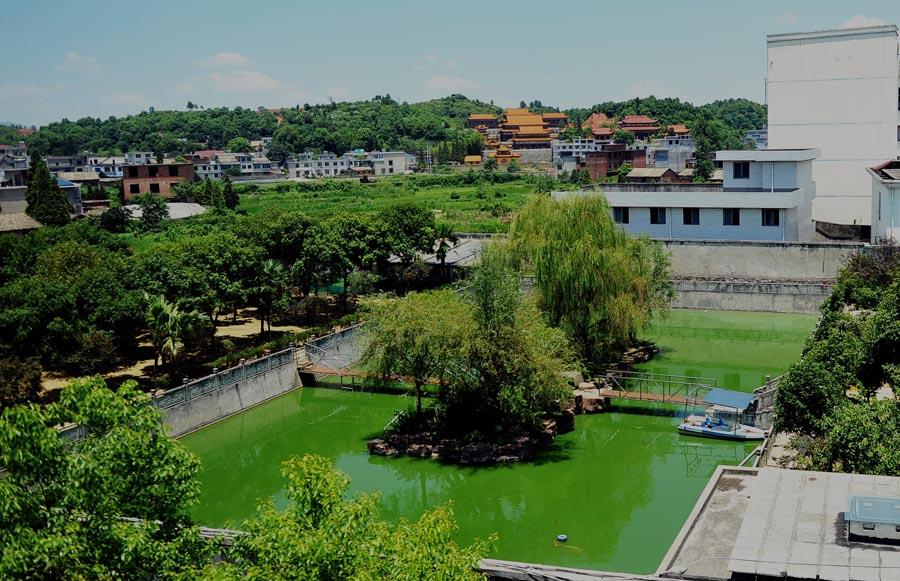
[703,388,754,410]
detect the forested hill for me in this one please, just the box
[10,94,765,158]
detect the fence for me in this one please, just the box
[153,346,296,410]
[302,324,368,379]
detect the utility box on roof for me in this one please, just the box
[846,495,900,543]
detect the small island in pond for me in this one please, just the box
[363,196,672,464]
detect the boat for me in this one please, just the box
[677,388,767,441]
[678,414,766,441]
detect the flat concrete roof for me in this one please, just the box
[659,467,900,581]
[767,24,898,43]
[716,148,820,162]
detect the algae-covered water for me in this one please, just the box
[182,310,816,573]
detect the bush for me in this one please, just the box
[97,206,131,233]
[774,359,846,434]
[0,357,42,408]
[449,192,460,200]
[812,400,900,475]
[63,330,119,376]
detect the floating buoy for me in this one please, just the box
[556,534,568,543]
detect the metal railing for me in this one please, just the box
[673,279,833,296]
[601,369,716,405]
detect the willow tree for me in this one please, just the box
[509,195,673,369]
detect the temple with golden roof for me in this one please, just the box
[466,107,567,151]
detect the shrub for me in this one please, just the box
[774,359,846,434]
[0,357,42,409]
[63,330,119,376]
[449,192,460,200]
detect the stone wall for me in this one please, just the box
[156,348,299,437]
[671,279,832,314]
[664,239,863,281]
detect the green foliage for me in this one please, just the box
[213,454,491,579]
[509,195,673,368]
[222,176,239,210]
[25,154,71,226]
[483,156,498,172]
[506,158,520,174]
[134,192,169,231]
[377,202,436,264]
[615,162,632,181]
[809,400,900,475]
[226,136,252,153]
[363,289,474,414]
[0,357,42,409]
[612,129,635,145]
[774,358,847,434]
[0,378,209,578]
[690,110,741,182]
[145,294,209,373]
[97,206,131,233]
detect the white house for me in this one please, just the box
[869,159,900,242]
[767,24,900,236]
[86,155,126,178]
[553,148,819,242]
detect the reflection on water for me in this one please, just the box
[183,310,813,573]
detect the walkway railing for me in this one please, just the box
[600,370,716,405]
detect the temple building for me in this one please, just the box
[466,113,499,131]
[486,144,522,165]
[582,112,615,140]
[618,115,661,139]
[498,107,567,149]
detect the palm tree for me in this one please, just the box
[434,223,459,280]
[145,294,203,374]
[254,260,289,336]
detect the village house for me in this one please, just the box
[122,161,194,199]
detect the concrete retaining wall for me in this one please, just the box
[672,280,831,314]
[157,349,300,438]
[663,240,863,281]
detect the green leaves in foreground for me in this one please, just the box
[215,454,493,580]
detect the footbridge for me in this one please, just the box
[597,370,717,406]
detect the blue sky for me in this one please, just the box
[3,1,899,126]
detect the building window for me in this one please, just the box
[128,167,138,178]
[149,183,160,194]
[650,207,666,224]
[148,166,159,177]
[863,523,876,531]
[762,208,780,227]
[613,207,629,224]
[129,184,140,194]
[723,208,741,226]
[683,208,699,225]
[168,165,179,177]
[732,161,750,179]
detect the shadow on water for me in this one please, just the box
[607,401,696,418]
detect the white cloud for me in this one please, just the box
[840,15,887,29]
[1,83,65,97]
[101,92,149,106]
[195,51,252,67]
[776,12,799,25]
[445,61,457,69]
[209,70,281,92]
[58,51,100,76]
[424,74,477,95]
[424,53,438,63]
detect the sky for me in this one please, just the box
[2,0,899,126]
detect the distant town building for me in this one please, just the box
[651,135,695,172]
[285,150,415,178]
[45,154,86,174]
[0,153,29,188]
[0,141,27,157]
[125,151,155,165]
[466,113,499,131]
[767,24,900,236]
[624,167,678,183]
[555,148,820,242]
[579,143,647,181]
[86,155,125,178]
[743,127,768,150]
[122,162,194,199]
[868,159,900,243]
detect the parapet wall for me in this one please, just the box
[663,240,863,281]
[155,348,299,438]
[671,280,832,315]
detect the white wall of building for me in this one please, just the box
[767,25,900,227]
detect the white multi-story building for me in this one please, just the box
[554,148,820,242]
[767,24,900,236]
[86,155,126,178]
[125,151,155,165]
[869,159,900,242]
[286,150,416,178]
[650,135,695,172]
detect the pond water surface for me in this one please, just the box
[182,309,816,573]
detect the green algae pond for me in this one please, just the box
[182,309,816,574]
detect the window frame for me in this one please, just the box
[683,207,700,226]
[732,161,750,180]
[762,208,780,227]
[723,208,741,226]
[650,207,667,225]
[613,207,630,224]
